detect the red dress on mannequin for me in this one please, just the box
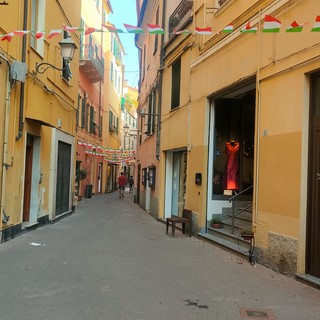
[225,141,239,190]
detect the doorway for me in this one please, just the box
[55,141,71,216]
[23,134,40,226]
[306,72,320,278]
[165,150,188,218]
[207,83,256,220]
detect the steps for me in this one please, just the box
[199,201,253,256]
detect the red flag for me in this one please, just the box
[85,27,97,35]
[1,32,14,42]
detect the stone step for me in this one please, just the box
[198,232,252,257]
[207,226,252,249]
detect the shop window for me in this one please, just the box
[171,58,181,109]
[212,96,255,197]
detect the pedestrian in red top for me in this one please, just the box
[118,172,126,198]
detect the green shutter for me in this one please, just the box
[81,97,86,128]
[90,106,94,133]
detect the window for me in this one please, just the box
[109,110,118,133]
[77,94,80,127]
[30,0,45,56]
[110,62,114,81]
[62,31,72,81]
[171,58,181,109]
[147,89,156,135]
[154,7,159,54]
[86,103,90,131]
[99,115,103,138]
[142,44,146,81]
[89,106,94,133]
[80,18,85,59]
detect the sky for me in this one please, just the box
[108,0,139,88]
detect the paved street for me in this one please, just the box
[0,191,319,320]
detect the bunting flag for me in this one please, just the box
[35,31,44,39]
[173,28,190,35]
[147,24,164,34]
[1,32,14,41]
[103,23,123,33]
[63,26,83,33]
[14,30,30,36]
[195,26,212,35]
[263,15,281,33]
[311,16,320,32]
[123,23,143,34]
[222,24,234,33]
[240,21,257,33]
[47,29,62,39]
[2,16,320,41]
[286,21,304,32]
[85,27,97,35]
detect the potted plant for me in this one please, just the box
[75,168,87,201]
[76,168,87,181]
[240,228,254,240]
[211,216,222,229]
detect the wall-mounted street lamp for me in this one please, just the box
[35,37,77,74]
[123,123,138,137]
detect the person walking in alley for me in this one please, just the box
[118,172,126,198]
[129,175,134,193]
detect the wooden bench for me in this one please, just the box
[166,209,192,237]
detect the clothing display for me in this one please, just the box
[224,141,239,190]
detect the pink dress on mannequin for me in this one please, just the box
[225,141,239,190]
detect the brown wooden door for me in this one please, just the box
[307,73,320,278]
[23,137,33,222]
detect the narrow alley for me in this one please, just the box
[0,191,319,320]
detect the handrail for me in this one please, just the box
[229,185,253,234]
[228,185,253,203]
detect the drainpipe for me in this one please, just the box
[1,54,12,226]
[155,0,166,161]
[16,0,28,141]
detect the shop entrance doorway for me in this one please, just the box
[207,82,256,219]
[165,150,188,218]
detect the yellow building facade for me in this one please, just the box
[0,0,80,241]
[135,0,163,218]
[138,0,320,281]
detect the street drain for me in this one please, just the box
[240,308,276,320]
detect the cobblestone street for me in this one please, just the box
[0,191,319,320]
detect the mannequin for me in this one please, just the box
[224,140,239,190]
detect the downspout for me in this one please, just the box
[1,55,12,226]
[16,0,28,141]
[155,0,166,161]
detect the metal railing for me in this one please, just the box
[228,185,253,234]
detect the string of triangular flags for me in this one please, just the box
[1,15,320,41]
[77,141,136,164]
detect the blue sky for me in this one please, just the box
[108,0,139,88]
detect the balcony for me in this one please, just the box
[79,45,104,83]
[168,0,193,38]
